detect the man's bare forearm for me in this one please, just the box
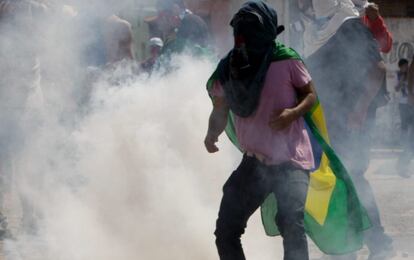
[294,92,317,118]
[207,103,229,138]
[204,98,229,153]
[207,97,229,138]
[292,82,317,119]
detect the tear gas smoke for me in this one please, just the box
[0,1,285,257]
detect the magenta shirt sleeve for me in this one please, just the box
[289,60,312,88]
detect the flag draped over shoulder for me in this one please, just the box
[206,41,370,255]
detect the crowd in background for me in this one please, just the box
[0,0,215,240]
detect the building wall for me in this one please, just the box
[375,0,414,17]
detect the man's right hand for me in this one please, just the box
[204,134,219,153]
[365,3,380,21]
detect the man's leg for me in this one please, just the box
[215,155,271,260]
[273,166,310,260]
[345,131,393,259]
[352,170,393,255]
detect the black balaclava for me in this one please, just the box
[218,1,284,118]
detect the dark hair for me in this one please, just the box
[398,58,409,67]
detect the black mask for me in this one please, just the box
[216,1,285,118]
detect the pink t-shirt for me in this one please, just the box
[211,59,315,170]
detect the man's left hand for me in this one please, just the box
[269,108,297,131]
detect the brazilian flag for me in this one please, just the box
[207,41,370,255]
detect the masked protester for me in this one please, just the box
[205,2,318,259]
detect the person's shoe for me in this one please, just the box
[367,250,396,260]
[367,242,396,260]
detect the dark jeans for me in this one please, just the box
[214,155,310,260]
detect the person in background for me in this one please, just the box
[395,58,414,178]
[140,37,164,73]
[71,0,134,68]
[145,0,209,56]
[102,14,134,64]
[301,0,392,58]
[64,0,135,108]
[185,0,233,56]
[360,1,392,162]
[302,1,394,259]
[358,1,392,53]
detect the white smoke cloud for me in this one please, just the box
[3,48,288,259]
[0,1,290,259]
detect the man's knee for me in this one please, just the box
[276,209,306,236]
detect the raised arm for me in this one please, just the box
[362,4,393,53]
